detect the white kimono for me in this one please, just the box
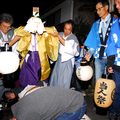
[59,33,79,67]
[49,32,79,88]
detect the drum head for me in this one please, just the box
[0,52,19,74]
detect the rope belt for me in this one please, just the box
[99,44,107,48]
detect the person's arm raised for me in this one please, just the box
[51,30,65,46]
[9,36,21,47]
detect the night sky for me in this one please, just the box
[0,2,37,27]
[0,0,98,27]
[0,0,58,27]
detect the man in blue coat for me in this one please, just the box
[106,0,120,119]
[84,0,117,83]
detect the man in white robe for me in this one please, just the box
[49,20,79,88]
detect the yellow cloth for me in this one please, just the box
[14,26,59,81]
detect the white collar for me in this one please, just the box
[63,33,72,39]
[99,13,111,33]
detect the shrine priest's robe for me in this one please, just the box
[14,26,59,89]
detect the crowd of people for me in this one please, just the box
[0,0,120,120]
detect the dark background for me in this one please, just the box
[0,0,60,27]
[0,0,98,27]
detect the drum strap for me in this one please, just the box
[23,86,39,97]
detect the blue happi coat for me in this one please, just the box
[84,16,117,59]
[106,18,120,66]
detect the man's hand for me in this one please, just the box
[14,36,22,41]
[51,30,59,37]
[51,30,65,46]
[85,53,91,61]
[108,67,114,73]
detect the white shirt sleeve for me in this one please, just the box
[11,35,19,55]
[64,39,79,56]
[61,39,79,63]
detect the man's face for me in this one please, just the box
[96,2,109,19]
[64,23,72,37]
[6,93,15,101]
[0,22,11,34]
[115,0,120,13]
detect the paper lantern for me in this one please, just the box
[0,52,19,74]
[76,61,93,81]
[94,78,116,108]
